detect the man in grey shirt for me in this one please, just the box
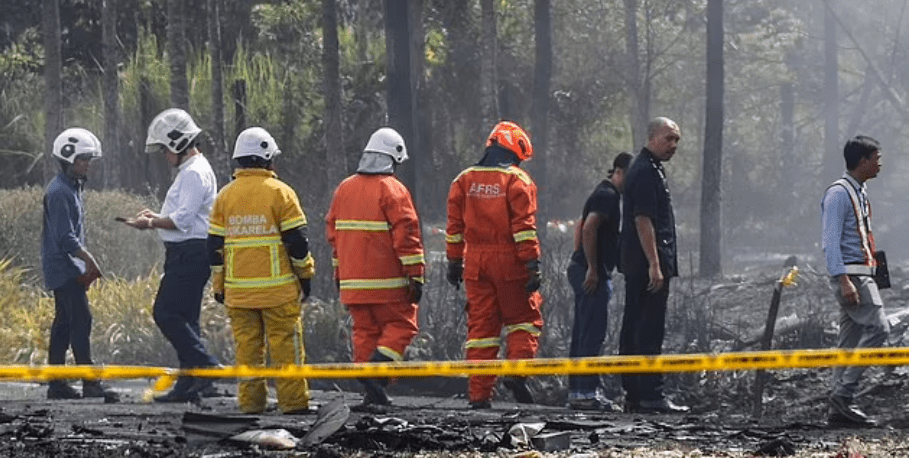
[820,135,888,426]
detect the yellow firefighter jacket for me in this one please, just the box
[209,168,315,308]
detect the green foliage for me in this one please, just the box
[0,187,164,282]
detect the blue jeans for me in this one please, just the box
[567,261,613,394]
[153,239,220,371]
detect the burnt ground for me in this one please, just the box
[0,368,908,458]
[3,261,909,457]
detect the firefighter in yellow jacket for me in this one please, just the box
[208,127,315,414]
[326,127,425,406]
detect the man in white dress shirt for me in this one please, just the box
[124,108,222,402]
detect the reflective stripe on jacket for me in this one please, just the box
[446,165,540,268]
[326,174,425,304]
[209,168,312,308]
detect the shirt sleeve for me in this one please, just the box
[167,170,207,233]
[383,180,425,279]
[629,166,657,220]
[821,186,848,277]
[45,190,82,255]
[508,172,541,263]
[445,176,466,261]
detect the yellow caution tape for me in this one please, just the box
[2,347,909,383]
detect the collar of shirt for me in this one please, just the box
[233,168,277,179]
[178,153,201,171]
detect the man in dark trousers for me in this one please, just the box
[124,109,222,402]
[42,128,119,402]
[619,117,688,414]
[566,152,631,411]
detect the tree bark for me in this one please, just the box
[383,0,417,192]
[208,0,229,181]
[699,0,723,278]
[167,0,189,109]
[822,1,839,184]
[531,0,552,231]
[42,0,63,183]
[624,0,647,149]
[322,0,344,187]
[102,0,121,189]
[479,0,498,131]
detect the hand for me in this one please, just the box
[213,292,224,304]
[301,279,312,299]
[582,267,598,296]
[525,260,542,293]
[447,260,463,289]
[840,276,859,306]
[647,264,664,292]
[407,278,423,303]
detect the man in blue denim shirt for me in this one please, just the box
[41,128,118,401]
[821,135,888,426]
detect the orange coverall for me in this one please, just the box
[326,174,425,363]
[446,165,544,403]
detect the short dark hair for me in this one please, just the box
[235,156,271,169]
[608,151,633,177]
[844,135,880,171]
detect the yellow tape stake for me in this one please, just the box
[2,347,909,385]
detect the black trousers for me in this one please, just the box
[153,239,219,373]
[48,277,94,366]
[619,270,670,402]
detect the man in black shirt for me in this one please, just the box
[619,117,689,414]
[566,152,632,411]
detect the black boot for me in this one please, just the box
[360,351,394,405]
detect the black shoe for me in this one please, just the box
[47,382,81,400]
[361,379,390,405]
[829,395,875,426]
[635,398,689,414]
[154,387,200,403]
[189,378,222,398]
[82,380,120,403]
[568,395,621,412]
[469,400,492,409]
[502,377,534,404]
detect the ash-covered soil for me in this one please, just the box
[2,259,908,457]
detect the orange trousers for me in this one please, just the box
[347,301,419,363]
[464,251,543,403]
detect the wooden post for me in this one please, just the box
[752,258,798,418]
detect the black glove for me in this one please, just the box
[525,259,542,293]
[300,279,312,298]
[447,259,463,289]
[214,292,224,304]
[407,278,423,303]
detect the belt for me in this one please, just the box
[164,239,207,250]
[844,264,875,276]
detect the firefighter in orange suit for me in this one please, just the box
[208,127,315,414]
[326,127,425,406]
[445,121,543,409]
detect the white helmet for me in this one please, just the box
[232,127,281,160]
[145,108,202,154]
[52,128,102,163]
[364,127,407,163]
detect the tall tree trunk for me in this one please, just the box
[780,83,795,189]
[102,0,121,189]
[699,0,723,278]
[822,2,839,184]
[531,0,552,231]
[383,0,417,192]
[624,0,647,149]
[208,0,228,181]
[43,0,63,183]
[479,0,498,132]
[322,0,344,187]
[410,0,429,212]
[167,0,189,109]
